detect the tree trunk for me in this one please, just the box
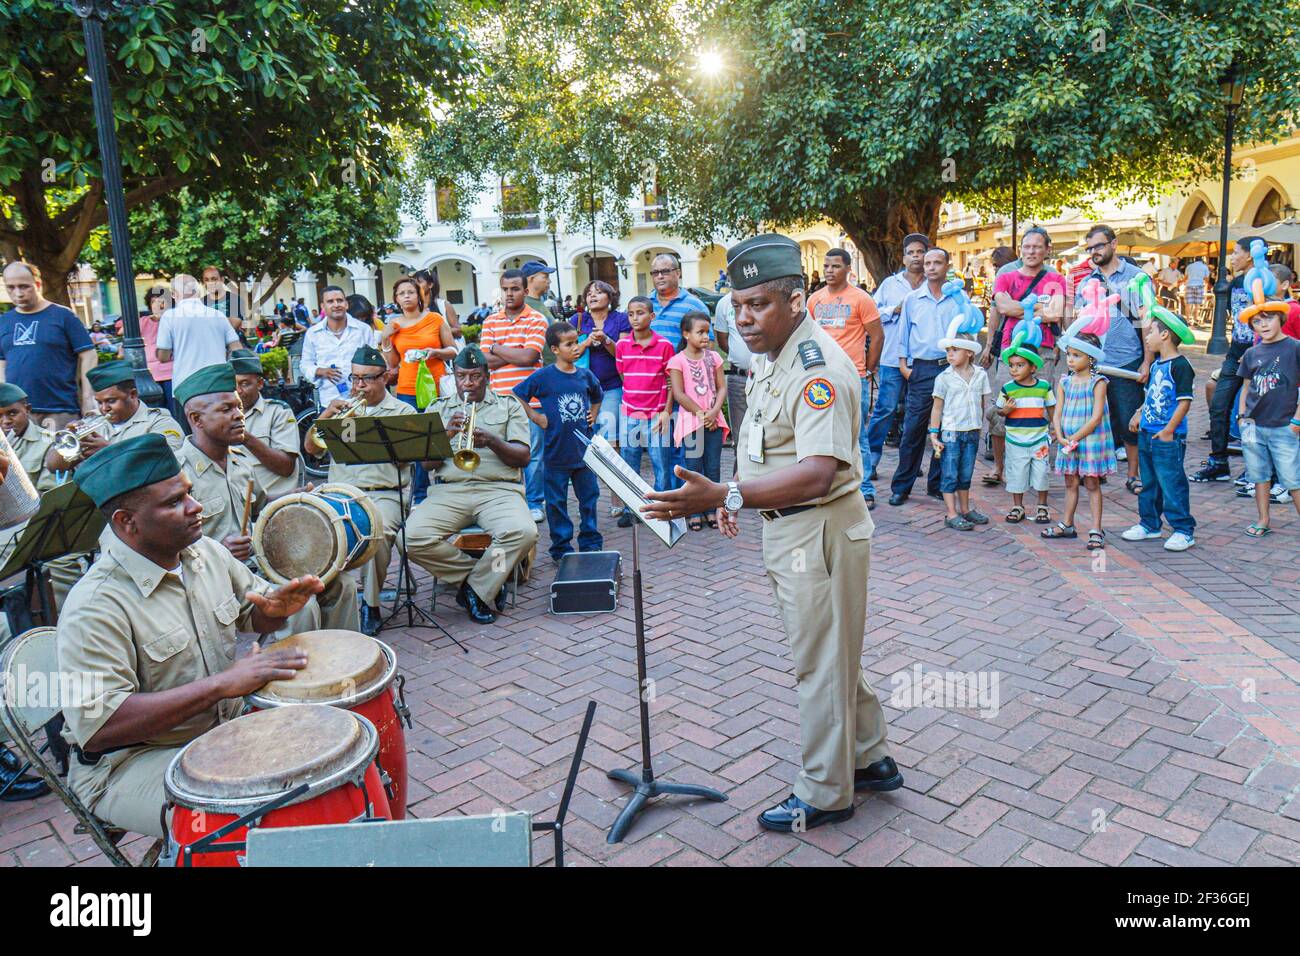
[833,191,942,288]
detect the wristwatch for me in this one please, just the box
[724,480,743,515]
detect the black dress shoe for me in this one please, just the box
[927,490,943,500]
[461,583,496,625]
[494,588,509,613]
[616,509,634,529]
[359,604,381,637]
[888,493,908,506]
[0,745,23,775]
[0,766,49,802]
[855,757,904,792]
[758,793,853,833]
[864,495,876,511]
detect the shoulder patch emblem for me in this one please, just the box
[797,340,826,370]
[803,378,835,410]
[162,429,182,440]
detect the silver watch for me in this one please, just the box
[724,480,743,514]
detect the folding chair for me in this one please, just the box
[0,626,160,867]
[438,524,534,610]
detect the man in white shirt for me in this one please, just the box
[300,285,377,406]
[156,274,240,394]
[710,290,754,437]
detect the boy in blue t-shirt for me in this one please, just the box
[514,321,605,560]
[1122,308,1197,551]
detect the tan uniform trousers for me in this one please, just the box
[359,491,403,608]
[83,745,180,840]
[403,482,537,603]
[762,490,888,811]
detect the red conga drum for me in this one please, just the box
[247,630,411,819]
[165,705,391,867]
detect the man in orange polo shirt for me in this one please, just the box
[806,248,884,507]
[480,268,550,520]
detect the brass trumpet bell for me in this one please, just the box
[452,400,480,472]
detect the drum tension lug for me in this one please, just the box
[394,674,413,729]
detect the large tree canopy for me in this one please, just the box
[419,0,1300,283]
[0,0,474,303]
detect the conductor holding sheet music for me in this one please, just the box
[642,233,904,834]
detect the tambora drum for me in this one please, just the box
[251,481,380,587]
[165,704,391,867]
[247,629,411,819]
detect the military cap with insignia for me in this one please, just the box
[0,383,28,407]
[229,349,264,376]
[353,345,387,368]
[174,363,238,408]
[75,433,181,507]
[453,345,488,370]
[87,360,137,392]
[726,234,804,291]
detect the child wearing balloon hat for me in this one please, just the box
[993,300,1056,524]
[928,302,992,530]
[1121,306,1197,551]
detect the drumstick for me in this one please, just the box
[240,478,255,536]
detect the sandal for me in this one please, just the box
[1245,523,1272,538]
[1125,476,1143,495]
[1041,522,1077,539]
[1087,529,1106,550]
[687,517,704,531]
[1005,506,1026,523]
[945,515,975,531]
[1034,505,1051,524]
[705,514,719,529]
[981,473,1003,486]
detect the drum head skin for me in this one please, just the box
[252,493,348,586]
[317,482,382,570]
[254,630,388,704]
[170,705,369,802]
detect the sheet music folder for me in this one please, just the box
[579,434,685,548]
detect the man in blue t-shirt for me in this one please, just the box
[1,262,97,429]
[513,321,605,561]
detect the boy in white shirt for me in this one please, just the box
[929,322,991,530]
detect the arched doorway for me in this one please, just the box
[1252,188,1286,227]
[424,257,480,313]
[1186,199,1213,230]
[571,251,621,295]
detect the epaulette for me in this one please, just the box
[797,340,826,370]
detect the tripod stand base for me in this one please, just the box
[605,768,728,844]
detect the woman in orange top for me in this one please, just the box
[379,276,456,403]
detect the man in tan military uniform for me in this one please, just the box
[0,383,82,643]
[305,346,411,635]
[405,346,537,625]
[44,360,184,476]
[176,364,357,635]
[56,433,318,838]
[231,349,301,498]
[644,234,903,833]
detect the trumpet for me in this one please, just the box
[311,395,367,448]
[451,399,480,472]
[53,415,113,462]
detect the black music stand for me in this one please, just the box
[578,436,728,843]
[0,481,104,628]
[314,412,466,653]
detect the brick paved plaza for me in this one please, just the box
[2,346,1298,868]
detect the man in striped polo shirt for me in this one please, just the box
[481,269,550,520]
[649,253,709,347]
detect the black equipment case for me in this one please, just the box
[549,551,622,614]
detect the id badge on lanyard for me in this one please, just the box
[748,413,764,463]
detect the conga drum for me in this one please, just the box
[165,705,391,867]
[247,629,411,819]
[252,482,381,587]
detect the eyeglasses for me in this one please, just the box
[1085,241,1114,254]
[348,371,386,384]
[649,268,678,277]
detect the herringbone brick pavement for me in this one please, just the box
[2,345,1298,867]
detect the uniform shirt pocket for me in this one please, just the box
[141,627,188,663]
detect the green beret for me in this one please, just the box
[229,349,264,376]
[453,346,487,370]
[352,345,386,369]
[0,383,28,407]
[87,360,136,392]
[726,234,803,291]
[174,363,237,408]
[74,433,181,507]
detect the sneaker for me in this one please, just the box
[1234,474,1250,487]
[1236,482,1255,498]
[1190,461,1232,482]
[616,509,634,528]
[529,507,545,522]
[1164,532,1195,551]
[1271,485,1293,504]
[1227,441,1242,455]
[1121,524,1163,541]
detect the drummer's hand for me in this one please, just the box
[247,575,325,620]
[716,506,740,539]
[642,466,725,521]
[222,533,253,562]
[219,642,309,698]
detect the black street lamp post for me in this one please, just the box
[1209,67,1247,357]
[66,0,162,406]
